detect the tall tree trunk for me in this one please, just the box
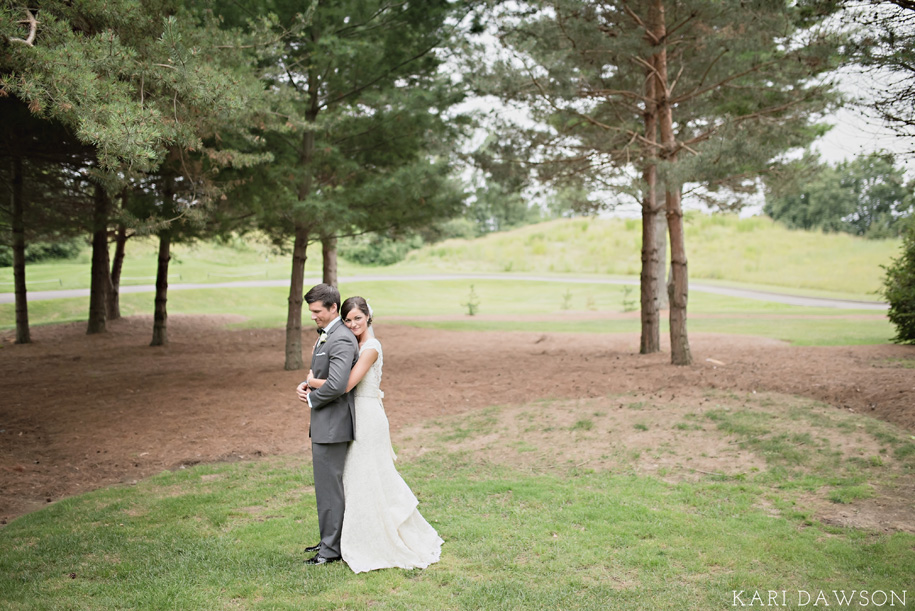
[653,0,692,365]
[285,225,309,370]
[107,224,127,321]
[150,228,171,346]
[150,176,174,347]
[87,183,110,335]
[655,209,670,310]
[639,48,661,354]
[640,164,662,354]
[11,154,29,344]
[284,78,319,371]
[322,235,338,287]
[665,189,690,364]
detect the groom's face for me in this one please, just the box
[308,301,337,329]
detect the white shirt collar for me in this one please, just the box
[321,316,341,334]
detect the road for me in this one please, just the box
[0,273,888,310]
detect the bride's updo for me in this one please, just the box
[341,296,372,326]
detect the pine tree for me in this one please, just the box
[217,0,472,370]
[2,1,271,340]
[486,0,842,364]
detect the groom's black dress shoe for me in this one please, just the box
[304,543,321,553]
[305,554,341,566]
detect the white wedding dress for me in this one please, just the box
[341,338,443,573]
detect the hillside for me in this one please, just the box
[398,214,900,300]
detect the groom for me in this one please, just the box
[296,283,359,565]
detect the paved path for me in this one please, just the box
[0,273,888,310]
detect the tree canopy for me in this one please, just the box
[765,152,914,238]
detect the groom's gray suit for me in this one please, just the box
[307,317,358,558]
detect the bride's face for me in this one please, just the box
[344,308,369,337]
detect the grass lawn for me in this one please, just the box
[398,215,899,302]
[1,219,911,609]
[1,391,913,610]
[2,278,893,346]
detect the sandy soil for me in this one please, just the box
[1,313,913,530]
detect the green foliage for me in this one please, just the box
[338,232,424,266]
[765,152,915,238]
[881,220,915,344]
[0,239,81,267]
[224,0,471,246]
[468,181,544,235]
[0,1,266,175]
[462,284,481,316]
[479,0,843,210]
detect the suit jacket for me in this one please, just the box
[308,320,359,443]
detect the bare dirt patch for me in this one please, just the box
[1,315,913,531]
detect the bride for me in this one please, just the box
[306,296,443,573]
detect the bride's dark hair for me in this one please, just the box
[341,296,372,325]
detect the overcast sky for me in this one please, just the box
[813,67,912,170]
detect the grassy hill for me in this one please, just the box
[0,214,900,301]
[396,214,900,301]
[0,214,902,344]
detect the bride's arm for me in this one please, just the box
[307,348,378,392]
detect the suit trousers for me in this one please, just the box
[312,440,349,558]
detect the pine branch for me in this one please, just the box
[320,4,474,110]
[622,4,656,44]
[670,58,779,105]
[333,2,409,38]
[8,9,38,46]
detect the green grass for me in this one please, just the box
[398,214,898,300]
[2,390,914,611]
[0,215,899,345]
[0,235,328,291]
[1,278,894,346]
[1,214,899,301]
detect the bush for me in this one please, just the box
[882,221,915,344]
[0,239,83,267]
[338,233,424,266]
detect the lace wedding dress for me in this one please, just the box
[341,338,443,573]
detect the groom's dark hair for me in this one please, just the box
[304,283,340,312]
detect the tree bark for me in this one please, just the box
[150,176,174,347]
[107,224,127,321]
[655,209,670,310]
[666,189,691,365]
[639,43,662,354]
[322,235,338,287]
[86,183,110,335]
[150,228,171,346]
[284,74,319,371]
[639,164,662,354]
[11,153,30,344]
[653,0,692,365]
[285,224,309,370]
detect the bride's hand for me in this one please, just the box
[306,369,317,387]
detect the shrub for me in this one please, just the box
[0,239,83,267]
[337,233,423,266]
[882,220,915,344]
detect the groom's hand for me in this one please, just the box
[296,381,311,403]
